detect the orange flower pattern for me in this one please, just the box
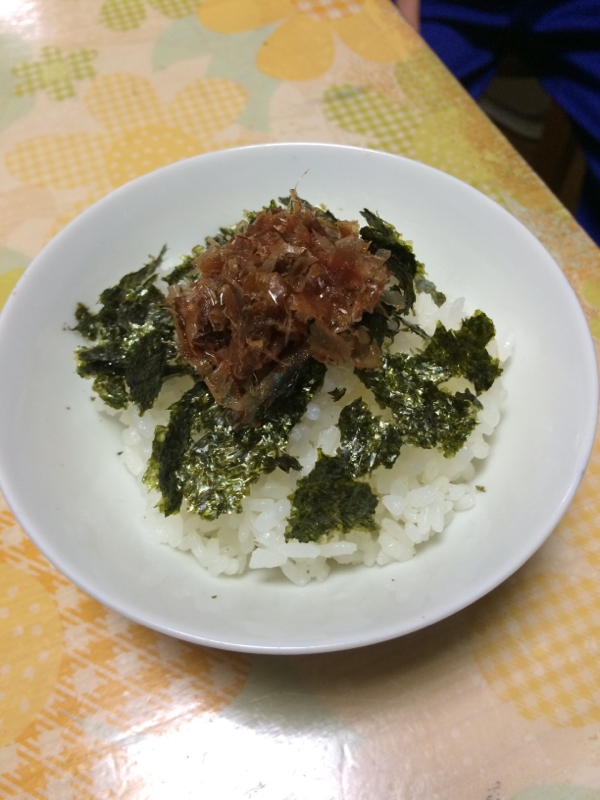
[197,0,417,79]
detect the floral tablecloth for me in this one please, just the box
[2,1,600,798]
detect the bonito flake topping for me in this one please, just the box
[168,191,393,419]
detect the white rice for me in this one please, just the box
[111,292,513,585]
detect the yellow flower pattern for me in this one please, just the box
[4,73,249,230]
[197,0,415,79]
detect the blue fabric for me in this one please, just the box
[414,0,600,245]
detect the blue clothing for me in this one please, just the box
[415,0,600,245]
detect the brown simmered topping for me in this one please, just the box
[168,191,392,418]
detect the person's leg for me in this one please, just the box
[419,0,600,245]
[419,0,516,96]
[520,0,600,243]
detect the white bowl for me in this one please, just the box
[0,143,596,653]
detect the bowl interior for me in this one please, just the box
[0,143,596,653]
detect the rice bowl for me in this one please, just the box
[0,143,595,653]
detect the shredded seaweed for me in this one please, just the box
[286,399,402,543]
[360,209,422,312]
[144,359,326,518]
[359,357,480,457]
[338,399,403,477]
[328,387,346,402]
[415,275,446,307]
[362,307,392,347]
[397,316,431,339]
[286,452,379,543]
[208,226,236,245]
[358,313,499,457]
[75,248,192,412]
[416,311,501,394]
[278,195,339,223]
[163,253,198,286]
